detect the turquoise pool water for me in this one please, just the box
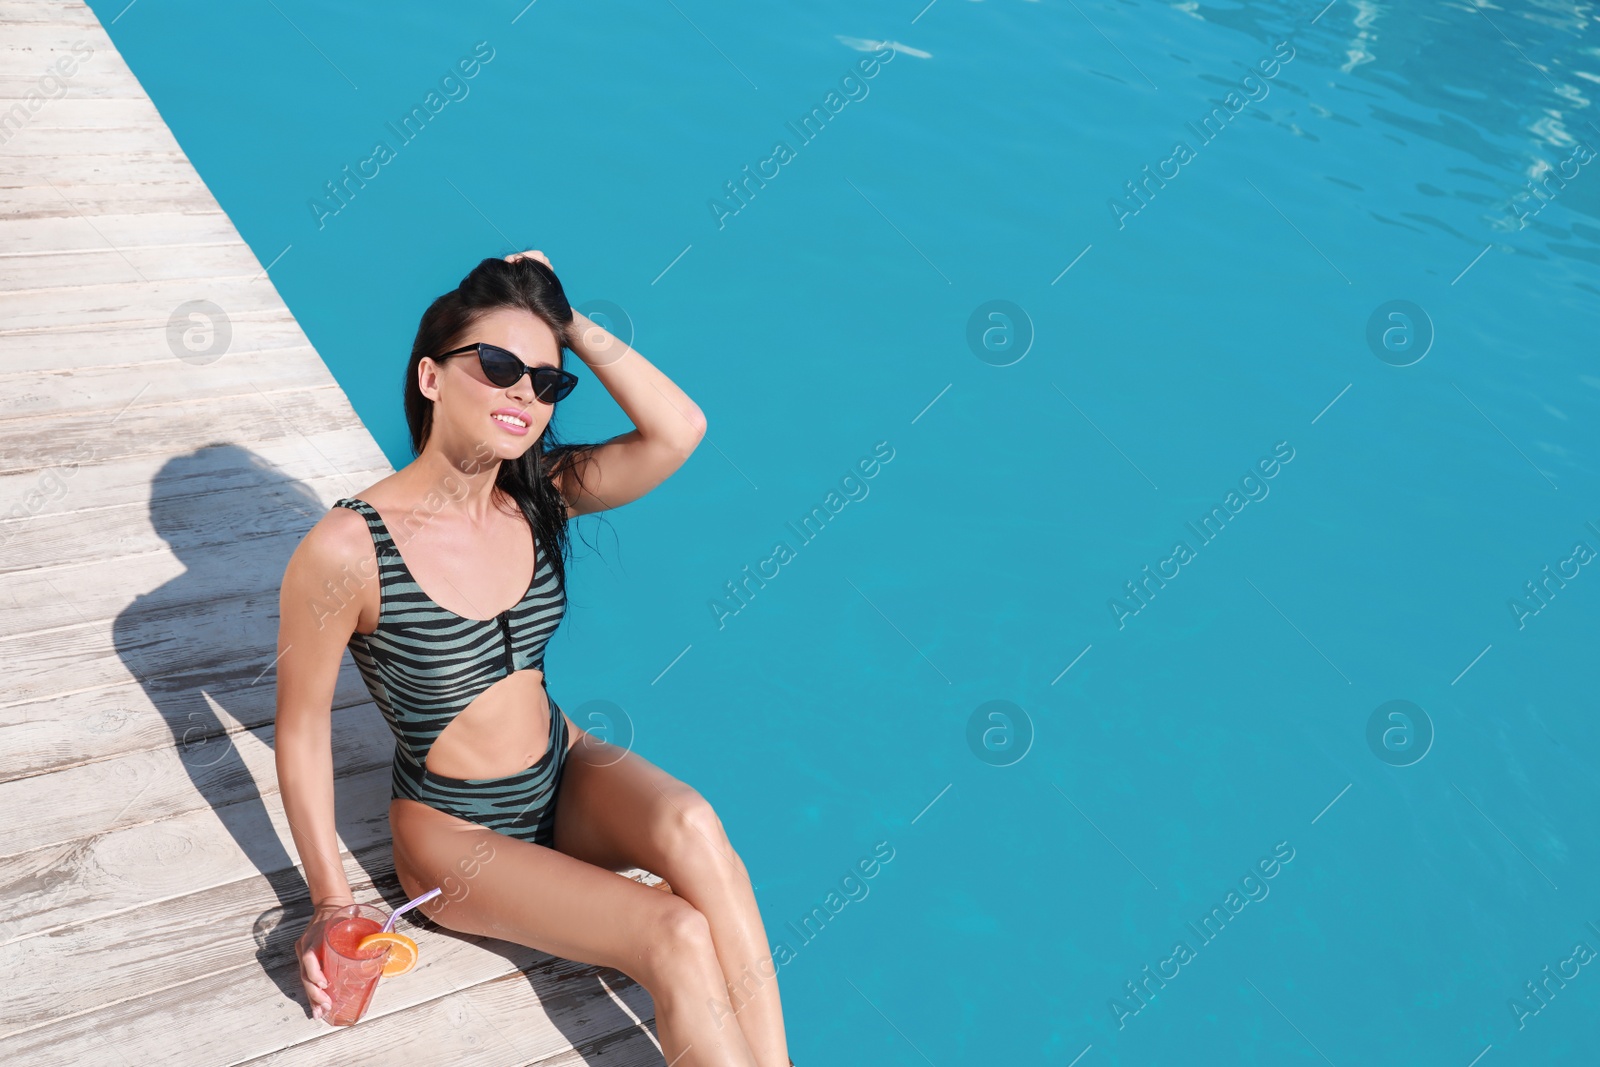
[97,0,1600,1062]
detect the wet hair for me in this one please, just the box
[402,255,601,596]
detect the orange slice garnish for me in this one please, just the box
[357,931,419,977]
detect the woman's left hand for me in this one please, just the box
[504,249,553,271]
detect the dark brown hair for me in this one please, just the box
[401,255,599,596]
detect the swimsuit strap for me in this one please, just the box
[331,497,398,560]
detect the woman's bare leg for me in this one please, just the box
[551,728,791,1067]
[390,797,760,1066]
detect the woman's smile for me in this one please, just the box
[490,407,530,435]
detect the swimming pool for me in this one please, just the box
[96,0,1600,1062]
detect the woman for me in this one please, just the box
[274,250,792,1066]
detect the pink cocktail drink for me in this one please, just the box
[316,903,389,1025]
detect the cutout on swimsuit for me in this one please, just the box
[330,497,567,791]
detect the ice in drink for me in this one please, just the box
[316,904,388,1025]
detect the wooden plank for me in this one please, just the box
[0,582,304,712]
[0,15,109,36]
[0,412,377,486]
[0,28,128,102]
[0,95,162,126]
[0,657,382,785]
[508,1029,667,1067]
[0,150,191,182]
[0,454,379,575]
[0,1,98,24]
[1,178,216,218]
[0,698,394,858]
[0,465,388,623]
[0,209,238,254]
[0,240,260,290]
[1,842,660,1065]
[0,22,111,57]
[0,305,309,369]
[0,269,296,331]
[0,122,184,154]
[0,344,339,417]
[0,446,388,568]
[0,467,390,783]
[0,486,329,589]
[0,424,386,564]
[0,382,374,475]
[0,303,302,363]
[0,762,394,943]
[0,447,387,572]
[0,77,141,99]
[0,445,399,740]
[0,491,326,587]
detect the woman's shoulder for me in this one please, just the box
[304,495,381,553]
[281,500,383,607]
[345,470,406,510]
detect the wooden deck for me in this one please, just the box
[0,3,664,1063]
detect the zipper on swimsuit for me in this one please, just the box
[496,610,515,675]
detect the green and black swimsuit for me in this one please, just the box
[332,497,569,846]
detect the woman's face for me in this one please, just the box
[422,307,563,463]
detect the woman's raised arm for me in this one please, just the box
[506,249,707,518]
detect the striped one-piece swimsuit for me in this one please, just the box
[332,496,570,846]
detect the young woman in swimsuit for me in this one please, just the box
[274,250,792,1066]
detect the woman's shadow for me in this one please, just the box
[119,444,651,1056]
[110,444,393,1010]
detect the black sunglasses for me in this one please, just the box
[435,342,579,403]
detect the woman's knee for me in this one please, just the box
[635,898,719,989]
[666,792,748,881]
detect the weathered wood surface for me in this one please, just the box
[0,3,662,1063]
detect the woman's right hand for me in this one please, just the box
[295,897,355,1022]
